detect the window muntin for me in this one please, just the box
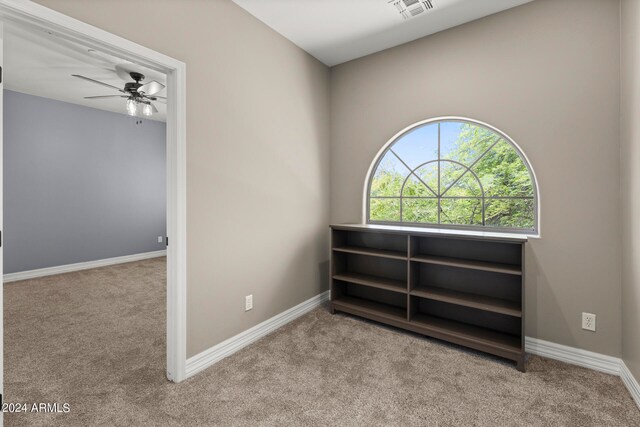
[367,119,537,233]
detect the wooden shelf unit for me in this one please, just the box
[330,224,527,371]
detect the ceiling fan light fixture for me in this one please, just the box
[126,98,138,116]
[73,71,164,118]
[142,102,153,117]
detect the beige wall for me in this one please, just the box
[32,0,628,360]
[331,0,622,355]
[621,0,640,379]
[33,0,331,357]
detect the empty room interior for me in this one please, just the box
[2,0,640,425]
[2,16,170,426]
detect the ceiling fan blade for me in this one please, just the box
[147,95,166,104]
[137,80,165,96]
[150,103,159,113]
[114,64,135,81]
[72,74,124,92]
[84,95,128,99]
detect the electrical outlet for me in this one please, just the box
[582,312,596,332]
[245,295,253,311]
[158,236,163,243]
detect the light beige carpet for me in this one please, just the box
[4,258,639,426]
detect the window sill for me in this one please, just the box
[336,223,532,243]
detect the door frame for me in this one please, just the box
[0,0,188,383]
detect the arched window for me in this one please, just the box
[366,118,538,233]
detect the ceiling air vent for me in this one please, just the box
[388,0,434,20]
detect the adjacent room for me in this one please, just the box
[2,20,169,424]
[2,0,640,425]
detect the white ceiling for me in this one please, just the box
[3,23,167,122]
[232,0,534,66]
[2,1,533,115]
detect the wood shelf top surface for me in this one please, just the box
[331,223,529,243]
[332,296,406,322]
[333,272,407,294]
[411,313,522,354]
[411,254,521,275]
[332,246,407,260]
[410,286,521,317]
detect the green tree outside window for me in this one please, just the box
[368,120,537,232]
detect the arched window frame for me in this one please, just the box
[363,117,540,236]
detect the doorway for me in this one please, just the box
[0,1,188,414]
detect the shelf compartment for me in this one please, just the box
[411,235,522,266]
[410,313,521,356]
[410,261,522,303]
[412,297,521,337]
[332,295,407,323]
[411,286,521,317]
[333,272,406,294]
[411,255,521,275]
[333,246,407,260]
[333,252,407,289]
[333,229,407,255]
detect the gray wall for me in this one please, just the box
[34,0,332,358]
[621,0,640,381]
[330,0,622,356]
[4,90,166,274]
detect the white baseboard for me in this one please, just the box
[620,361,640,408]
[526,337,640,409]
[525,337,621,375]
[3,250,167,283]
[185,290,330,379]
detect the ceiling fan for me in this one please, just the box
[71,70,165,117]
